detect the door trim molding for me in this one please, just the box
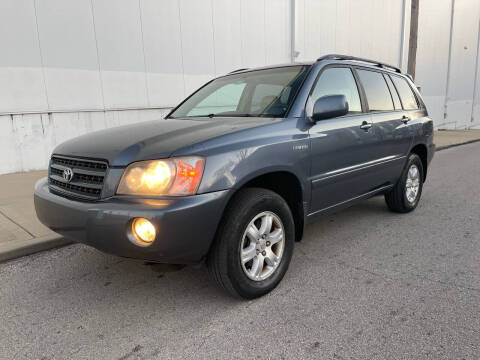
[307,184,394,219]
[311,155,406,188]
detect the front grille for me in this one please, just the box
[48,155,108,200]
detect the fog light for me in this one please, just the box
[132,218,156,244]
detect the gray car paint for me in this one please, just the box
[34,59,435,263]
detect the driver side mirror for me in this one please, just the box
[312,95,349,122]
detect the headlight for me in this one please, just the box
[117,156,205,196]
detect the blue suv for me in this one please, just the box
[35,54,435,298]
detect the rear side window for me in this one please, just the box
[385,75,402,110]
[356,69,394,111]
[311,67,362,113]
[391,76,419,110]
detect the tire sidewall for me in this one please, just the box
[224,193,295,298]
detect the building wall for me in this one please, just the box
[0,0,292,174]
[415,0,480,129]
[0,0,479,174]
[294,0,410,71]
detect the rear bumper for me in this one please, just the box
[34,177,230,264]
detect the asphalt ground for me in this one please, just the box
[1,142,479,359]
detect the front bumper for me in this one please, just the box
[34,178,230,264]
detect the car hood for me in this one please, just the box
[53,117,275,166]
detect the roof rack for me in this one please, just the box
[317,54,401,73]
[228,68,249,74]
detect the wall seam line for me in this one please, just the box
[32,0,50,111]
[240,0,244,66]
[399,0,407,69]
[177,0,187,97]
[89,0,106,111]
[264,0,267,64]
[444,0,455,128]
[210,0,217,76]
[138,0,150,107]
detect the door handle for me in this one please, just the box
[402,115,411,124]
[360,121,372,130]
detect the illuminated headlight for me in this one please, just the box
[117,156,205,196]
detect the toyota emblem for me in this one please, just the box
[62,168,74,182]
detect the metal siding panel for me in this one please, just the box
[141,0,186,106]
[415,0,453,127]
[472,15,480,128]
[212,0,242,75]
[295,0,403,66]
[178,0,215,94]
[92,0,148,108]
[265,0,291,64]
[0,0,48,112]
[241,0,267,67]
[294,0,306,61]
[35,0,103,110]
[445,0,480,129]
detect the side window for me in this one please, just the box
[187,82,246,116]
[311,67,362,113]
[385,75,402,110]
[391,76,419,110]
[356,69,394,111]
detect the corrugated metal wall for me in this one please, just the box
[415,0,480,129]
[0,0,292,174]
[294,0,410,71]
[0,0,479,174]
[0,0,292,114]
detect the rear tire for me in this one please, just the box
[385,153,424,213]
[207,188,295,299]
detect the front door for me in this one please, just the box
[307,66,383,213]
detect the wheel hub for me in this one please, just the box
[405,164,420,203]
[257,238,267,251]
[240,211,285,281]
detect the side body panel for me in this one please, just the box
[173,118,312,207]
[307,113,387,212]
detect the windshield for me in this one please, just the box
[169,65,309,119]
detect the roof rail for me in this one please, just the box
[228,68,249,74]
[317,54,401,73]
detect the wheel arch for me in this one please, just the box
[232,170,306,242]
[410,143,428,182]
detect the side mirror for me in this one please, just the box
[312,95,349,122]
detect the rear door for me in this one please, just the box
[307,66,381,213]
[355,68,413,186]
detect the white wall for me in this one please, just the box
[294,0,410,71]
[1,0,480,174]
[0,0,292,174]
[415,0,480,129]
[0,0,292,115]
[0,109,170,174]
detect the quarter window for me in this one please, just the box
[385,75,402,110]
[357,69,394,111]
[391,76,419,110]
[311,67,362,113]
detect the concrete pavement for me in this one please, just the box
[0,129,479,263]
[0,170,71,262]
[0,141,479,359]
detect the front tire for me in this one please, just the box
[207,188,295,299]
[385,153,424,213]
